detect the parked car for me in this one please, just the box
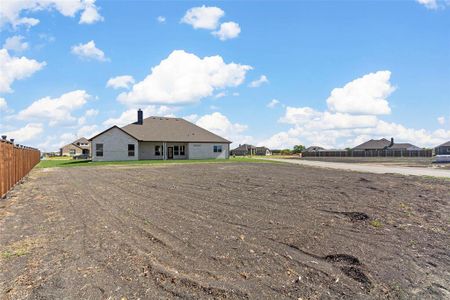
[73,154,90,160]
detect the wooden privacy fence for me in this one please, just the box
[302,149,433,158]
[0,137,41,198]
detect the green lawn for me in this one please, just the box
[37,157,275,168]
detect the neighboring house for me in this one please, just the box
[89,110,231,161]
[230,144,272,156]
[231,144,256,156]
[60,137,91,157]
[353,138,421,151]
[434,141,450,155]
[304,146,325,152]
[256,146,272,156]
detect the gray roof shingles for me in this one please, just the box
[120,117,231,143]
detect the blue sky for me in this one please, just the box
[1,0,449,151]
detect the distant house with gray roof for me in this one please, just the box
[434,141,450,155]
[353,138,421,151]
[60,137,90,157]
[89,109,231,161]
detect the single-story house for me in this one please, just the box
[60,137,91,156]
[434,141,450,155]
[230,144,272,156]
[256,146,272,156]
[231,144,256,156]
[353,138,421,151]
[89,110,231,161]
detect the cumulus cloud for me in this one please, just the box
[212,21,241,40]
[260,71,450,149]
[0,49,46,93]
[103,105,177,127]
[0,97,7,111]
[249,75,269,88]
[79,0,104,24]
[157,16,166,23]
[0,0,103,29]
[416,0,447,9]
[117,50,251,105]
[267,99,280,108]
[4,123,43,143]
[18,90,91,126]
[71,40,108,61]
[181,5,224,30]
[437,116,446,125]
[196,112,251,145]
[106,75,135,89]
[3,35,29,52]
[326,70,393,115]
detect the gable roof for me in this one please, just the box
[120,117,230,143]
[437,141,450,147]
[61,137,90,150]
[89,125,139,141]
[231,144,256,151]
[305,146,325,152]
[353,138,391,150]
[389,143,421,150]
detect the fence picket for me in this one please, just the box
[0,140,40,198]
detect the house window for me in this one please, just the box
[128,144,135,157]
[174,145,179,156]
[213,145,222,153]
[69,149,76,155]
[180,145,185,156]
[155,145,161,156]
[96,143,103,157]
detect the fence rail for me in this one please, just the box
[302,149,432,158]
[0,138,40,198]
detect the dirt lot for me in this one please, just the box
[1,162,449,299]
[300,157,450,169]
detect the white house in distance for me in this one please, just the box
[89,109,231,161]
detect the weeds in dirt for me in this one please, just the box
[369,219,383,228]
[1,248,29,259]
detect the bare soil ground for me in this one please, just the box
[1,163,449,299]
[300,157,450,169]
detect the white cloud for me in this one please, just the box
[157,16,166,23]
[3,35,29,52]
[261,71,450,149]
[0,97,7,111]
[195,112,251,146]
[212,21,241,40]
[249,75,269,88]
[4,123,43,143]
[18,90,91,126]
[183,114,199,123]
[103,105,177,127]
[71,40,108,62]
[85,108,99,117]
[77,124,100,138]
[106,75,135,89]
[326,70,393,115]
[118,50,251,105]
[79,0,104,24]
[214,92,227,99]
[267,99,280,108]
[0,0,103,29]
[437,116,446,125]
[0,49,46,93]
[181,5,224,30]
[416,0,440,9]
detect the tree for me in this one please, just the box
[292,145,305,154]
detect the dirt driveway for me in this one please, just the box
[1,163,449,299]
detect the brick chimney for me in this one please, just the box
[137,109,143,125]
[389,137,394,147]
